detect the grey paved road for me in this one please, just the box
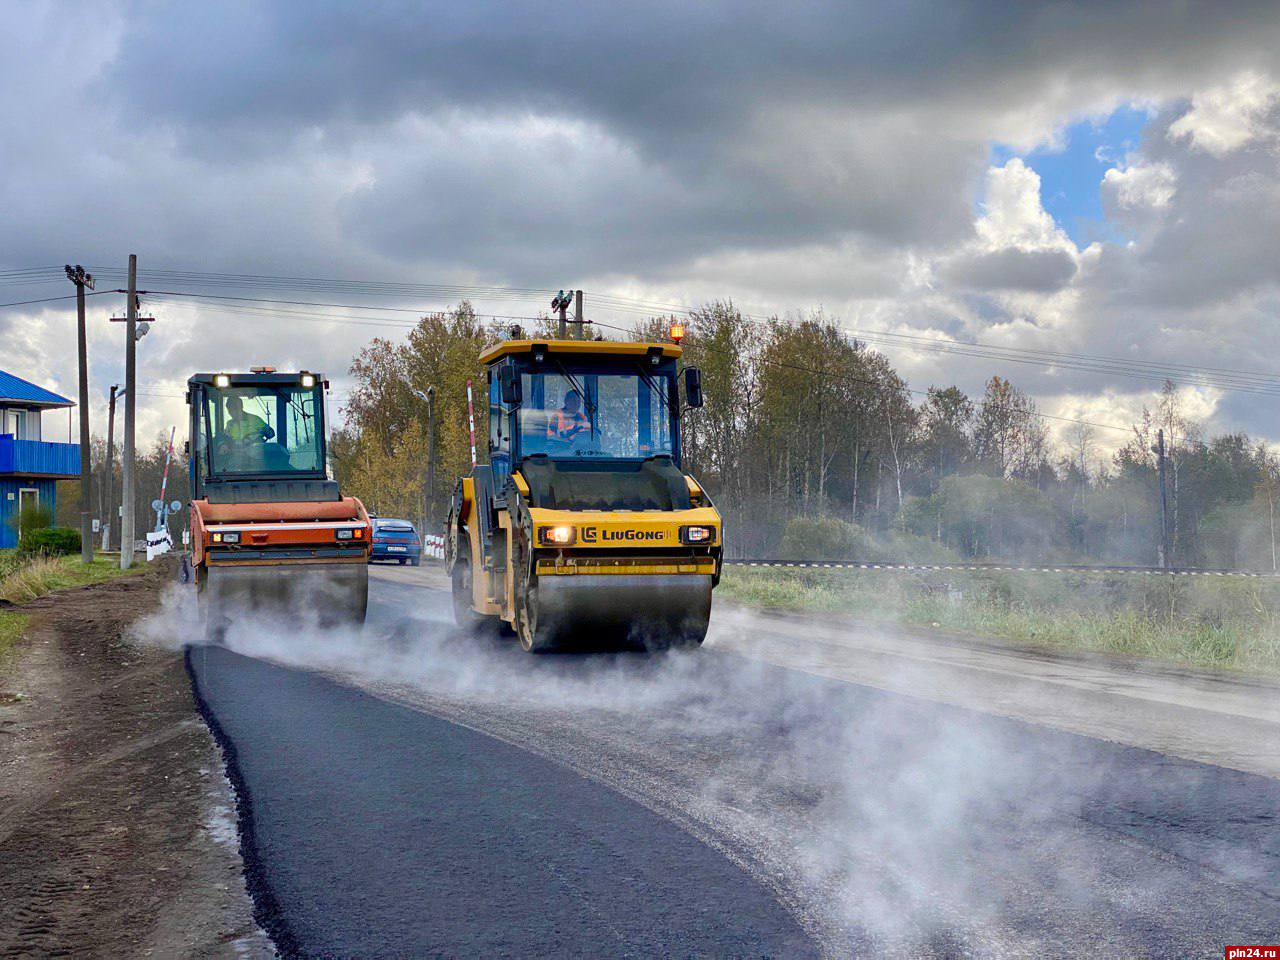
[188,567,1280,958]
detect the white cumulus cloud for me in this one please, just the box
[1167,70,1280,156]
[1102,161,1177,209]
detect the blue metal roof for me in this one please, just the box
[0,369,73,409]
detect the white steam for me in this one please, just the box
[133,577,1254,958]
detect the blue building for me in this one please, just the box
[0,370,80,550]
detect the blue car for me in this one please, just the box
[370,518,422,565]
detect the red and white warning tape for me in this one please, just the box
[724,559,1280,579]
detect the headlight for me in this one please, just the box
[336,528,354,540]
[680,525,714,544]
[212,531,240,544]
[538,525,576,546]
[300,373,316,388]
[213,374,230,388]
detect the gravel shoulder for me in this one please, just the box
[0,559,268,959]
[375,563,1280,779]
[710,602,1280,780]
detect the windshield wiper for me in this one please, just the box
[632,361,680,421]
[285,393,314,443]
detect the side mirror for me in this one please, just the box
[183,440,190,455]
[683,367,704,409]
[498,364,522,405]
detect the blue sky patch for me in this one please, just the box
[991,105,1151,246]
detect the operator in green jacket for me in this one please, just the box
[218,395,275,470]
[224,395,274,443]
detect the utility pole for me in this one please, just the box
[425,386,437,534]
[121,254,137,570]
[574,289,584,340]
[65,264,95,564]
[553,289,569,338]
[102,385,123,551]
[411,387,437,534]
[1155,428,1170,568]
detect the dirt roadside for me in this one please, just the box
[0,558,270,959]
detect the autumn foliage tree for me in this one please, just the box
[332,303,496,529]
[330,302,1280,566]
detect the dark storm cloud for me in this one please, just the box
[110,1,1280,142]
[940,247,1078,292]
[1120,115,1280,309]
[96,0,1280,261]
[8,1,1280,445]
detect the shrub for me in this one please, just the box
[8,503,52,541]
[780,516,877,560]
[879,528,960,563]
[18,527,81,557]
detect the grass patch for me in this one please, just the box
[0,552,146,605]
[719,566,1280,677]
[0,553,144,675]
[0,610,29,669]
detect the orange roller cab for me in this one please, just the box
[186,370,371,638]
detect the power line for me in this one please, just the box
[130,288,1280,396]
[108,298,1200,447]
[149,294,551,328]
[704,310,1280,400]
[844,328,1280,397]
[118,292,1213,444]
[587,317,1193,444]
[86,267,553,301]
[847,327,1280,384]
[5,261,1276,383]
[0,291,111,309]
[27,262,1272,394]
[6,260,1273,410]
[143,289,481,313]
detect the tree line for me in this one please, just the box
[332,301,1280,568]
[54,301,1280,570]
[55,433,189,548]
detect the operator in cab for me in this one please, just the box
[546,389,591,443]
[225,395,275,443]
[219,395,275,470]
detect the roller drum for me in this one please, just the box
[525,573,711,651]
[197,562,368,641]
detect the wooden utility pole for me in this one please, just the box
[65,264,95,564]
[121,254,137,570]
[425,386,437,534]
[412,386,438,534]
[1156,429,1170,568]
[102,384,122,551]
[554,289,569,338]
[573,289,584,340]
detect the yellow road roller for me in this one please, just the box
[445,334,721,651]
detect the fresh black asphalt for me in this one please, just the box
[188,643,818,959]
[188,574,1280,957]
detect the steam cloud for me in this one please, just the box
[133,578,1269,958]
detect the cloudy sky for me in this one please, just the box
[6,1,1280,457]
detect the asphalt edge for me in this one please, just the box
[184,644,301,959]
